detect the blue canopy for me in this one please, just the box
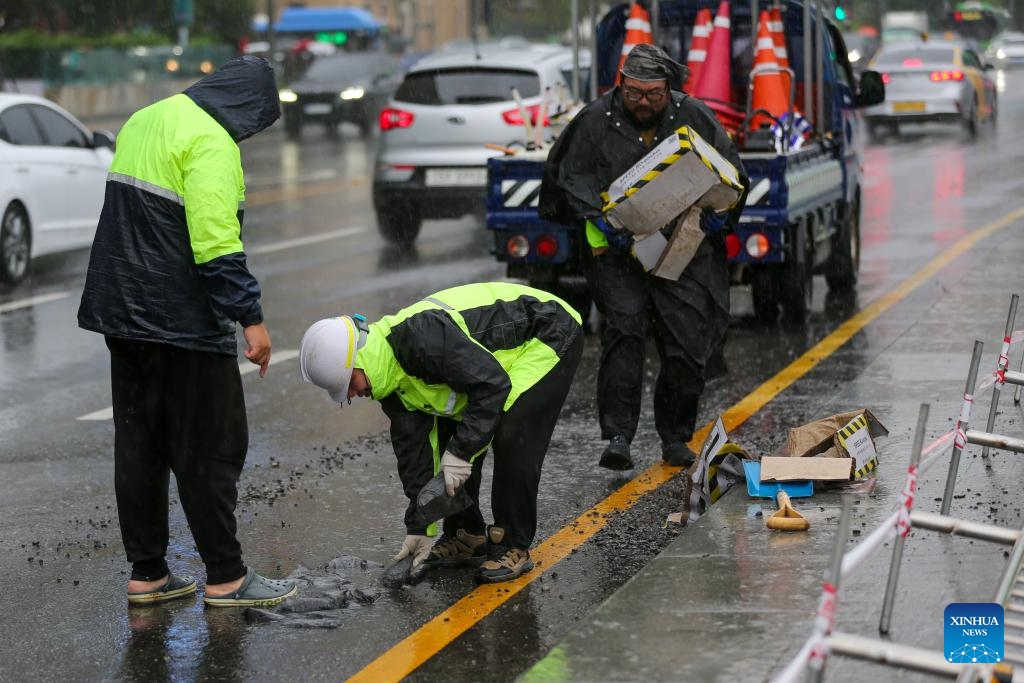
[270,7,382,34]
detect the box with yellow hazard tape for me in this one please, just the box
[782,409,889,481]
[601,124,744,236]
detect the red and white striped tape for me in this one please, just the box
[896,463,918,537]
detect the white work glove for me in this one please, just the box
[441,452,473,496]
[393,534,432,568]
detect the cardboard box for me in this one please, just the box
[632,206,705,280]
[601,125,743,235]
[783,409,889,480]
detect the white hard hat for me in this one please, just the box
[299,315,368,405]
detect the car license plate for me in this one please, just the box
[424,168,487,187]
[893,101,925,113]
[304,103,332,115]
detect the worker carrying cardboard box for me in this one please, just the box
[539,43,748,471]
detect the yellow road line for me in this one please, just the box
[347,207,1024,683]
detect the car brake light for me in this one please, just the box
[745,233,770,259]
[507,235,530,258]
[379,107,415,131]
[535,235,558,259]
[903,58,923,67]
[930,70,964,81]
[725,233,741,260]
[502,104,549,127]
[881,72,891,84]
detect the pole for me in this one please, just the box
[571,0,581,100]
[879,403,928,635]
[588,0,598,102]
[941,341,984,516]
[982,295,1018,458]
[815,3,824,132]
[806,496,853,682]
[803,0,812,126]
[651,0,659,47]
[267,0,275,65]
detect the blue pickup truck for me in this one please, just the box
[486,0,885,321]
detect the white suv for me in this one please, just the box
[372,41,586,244]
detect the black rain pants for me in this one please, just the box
[593,246,728,446]
[107,337,248,585]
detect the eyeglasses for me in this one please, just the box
[622,86,669,103]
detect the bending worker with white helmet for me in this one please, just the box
[299,282,583,583]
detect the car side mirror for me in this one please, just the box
[856,70,885,108]
[92,130,115,149]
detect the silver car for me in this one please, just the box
[864,41,997,139]
[372,42,587,244]
[985,32,1024,68]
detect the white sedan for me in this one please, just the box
[0,93,114,285]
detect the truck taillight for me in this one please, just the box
[745,233,770,259]
[379,107,415,131]
[535,235,558,259]
[881,72,891,84]
[507,235,530,258]
[930,70,964,81]
[725,233,741,259]
[502,104,549,127]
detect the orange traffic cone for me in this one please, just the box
[769,6,789,70]
[615,2,653,86]
[691,0,732,104]
[749,10,789,130]
[683,8,713,93]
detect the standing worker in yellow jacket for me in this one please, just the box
[299,283,583,583]
[78,56,297,607]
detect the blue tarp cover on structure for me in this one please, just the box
[270,7,381,33]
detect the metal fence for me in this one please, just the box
[1,44,234,86]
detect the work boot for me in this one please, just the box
[662,441,697,468]
[476,526,534,584]
[422,529,487,567]
[599,435,633,471]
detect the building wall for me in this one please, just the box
[271,0,476,52]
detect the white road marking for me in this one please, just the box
[0,291,70,315]
[247,227,366,255]
[76,349,301,421]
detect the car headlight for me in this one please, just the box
[997,49,1006,59]
[848,49,861,63]
[279,89,298,103]
[340,86,365,100]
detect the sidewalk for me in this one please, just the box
[520,223,1024,681]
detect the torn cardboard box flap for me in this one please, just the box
[783,409,889,480]
[760,455,852,482]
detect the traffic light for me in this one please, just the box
[835,4,847,21]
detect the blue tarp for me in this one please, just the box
[265,7,381,34]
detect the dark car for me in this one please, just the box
[278,52,402,138]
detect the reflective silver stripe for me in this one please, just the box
[424,296,454,310]
[444,391,457,415]
[107,172,184,206]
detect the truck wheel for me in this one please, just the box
[377,205,422,245]
[826,198,860,291]
[0,202,31,286]
[779,223,813,323]
[750,268,780,322]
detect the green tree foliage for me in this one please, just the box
[0,0,255,45]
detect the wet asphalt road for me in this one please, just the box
[2,70,1024,682]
